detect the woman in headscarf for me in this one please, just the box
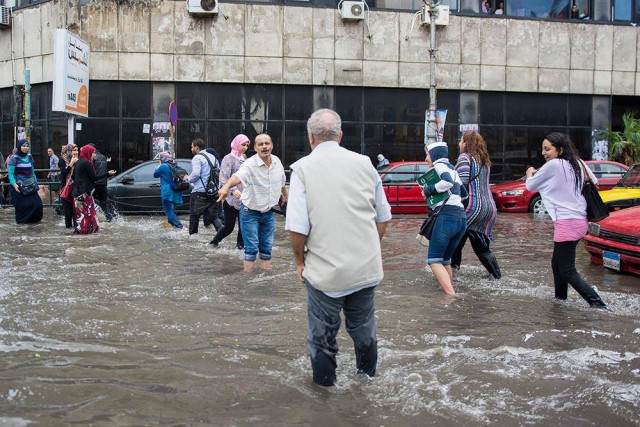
[153,151,184,229]
[452,131,501,279]
[7,139,43,224]
[59,143,78,229]
[421,142,467,295]
[72,144,99,234]
[209,134,249,249]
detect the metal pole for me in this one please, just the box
[24,69,31,141]
[425,0,438,149]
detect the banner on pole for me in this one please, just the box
[52,29,90,117]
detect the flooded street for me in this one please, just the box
[0,208,639,426]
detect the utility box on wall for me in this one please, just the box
[187,0,218,16]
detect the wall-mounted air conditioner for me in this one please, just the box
[421,5,450,26]
[187,0,218,16]
[0,6,11,27]
[340,1,365,21]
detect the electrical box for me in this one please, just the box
[421,4,450,26]
[187,0,218,16]
[0,6,11,27]
[340,1,365,21]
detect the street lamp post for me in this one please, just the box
[424,0,438,150]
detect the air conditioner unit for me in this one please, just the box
[421,4,450,26]
[187,0,218,16]
[340,1,365,21]
[0,6,11,27]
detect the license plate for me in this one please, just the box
[602,251,621,271]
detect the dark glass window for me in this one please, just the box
[48,120,68,154]
[460,0,481,13]
[209,84,243,120]
[505,127,548,174]
[335,87,362,122]
[341,123,363,156]
[284,122,311,168]
[567,128,592,159]
[507,0,570,18]
[284,86,314,121]
[122,82,152,119]
[242,86,283,121]
[568,96,592,126]
[176,83,206,119]
[121,120,150,172]
[207,121,245,159]
[29,85,49,121]
[89,82,120,118]
[505,93,567,126]
[365,88,433,123]
[0,88,12,122]
[614,0,632,20]
[177,120,206,159]
[75,119,120,166]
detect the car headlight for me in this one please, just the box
[501,189,524,196]
[587,222,600,237]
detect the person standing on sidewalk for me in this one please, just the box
[285,109,392,386]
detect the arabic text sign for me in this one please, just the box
[52,29,90,117]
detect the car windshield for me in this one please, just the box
[378,165,393,173]
[615,165,640,188]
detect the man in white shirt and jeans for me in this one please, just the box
[285,109,392,387]
[217,134,288,272]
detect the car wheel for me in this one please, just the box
[529,195,548,216]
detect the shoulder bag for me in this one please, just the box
[579,160,609,222]
[60,167,74,202]
[415,206,442,247]
[18,176,39,196]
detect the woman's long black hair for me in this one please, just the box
[544,132,583,192]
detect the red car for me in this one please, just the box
[583,205,640,276]
[491,160,628,214]
[379,161,430,214]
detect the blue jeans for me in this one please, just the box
[427,213,467,265]
[162,199,183,228]
[305,281,377,386]
[239,205,275,262]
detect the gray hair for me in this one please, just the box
[307,109,342,142]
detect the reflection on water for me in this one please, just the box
[0,210,639,425]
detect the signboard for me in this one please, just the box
[425,109,447,142]
[52,29,89,117]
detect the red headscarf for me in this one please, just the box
[79,145,96,167]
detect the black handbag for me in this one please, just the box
[18,176,39,196]
[580,161,609,222]
[416,206,442,246]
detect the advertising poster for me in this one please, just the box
[424,109,448,143]
[152,122,171,160]
[459,124,479,136]
[591,129,608,161]
[52,29,90,117]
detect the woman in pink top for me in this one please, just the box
[525,132,606,308]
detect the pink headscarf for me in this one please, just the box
[80,145,96,166]
[230,134,250,160]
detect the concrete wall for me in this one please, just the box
[0,0,639,96]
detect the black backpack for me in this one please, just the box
[169,164,190,192]
[197,152,220,198]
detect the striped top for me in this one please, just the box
[235,153,286,213]
[7,154,37,185]
[455,153,497,239]
[422,158,465,210]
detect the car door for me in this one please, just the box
[382,164,425,214]
[593,163,628,190]
[111,162,162,213]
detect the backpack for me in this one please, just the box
[169,164,190,192]
[197,152,220,198]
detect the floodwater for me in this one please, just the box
[0,208,639,426]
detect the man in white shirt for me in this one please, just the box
[217,134,288,272]
[285,109,392,387]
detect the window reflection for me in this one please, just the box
[507,0,569,18]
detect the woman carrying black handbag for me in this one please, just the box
[7,140,43,224]
[525,132,607,309]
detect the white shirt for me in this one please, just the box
[234,153,286,213]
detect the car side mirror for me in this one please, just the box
[122,176,134,185]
